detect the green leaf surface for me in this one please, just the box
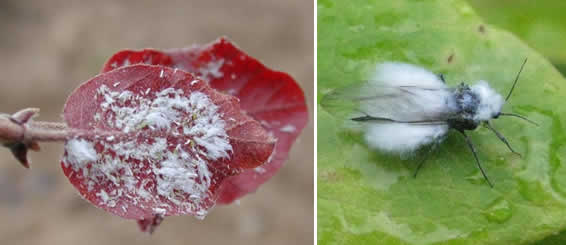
[467,0,566,74]
[317,0,566,244]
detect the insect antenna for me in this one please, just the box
[498,112,539,126]
[458,130,494,188]
[413,143,438,178]
[505,58,528,101]
[500,58,539,126]
[484,121,521,157]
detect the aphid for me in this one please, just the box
[321,59,534,187]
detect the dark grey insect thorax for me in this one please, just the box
[447,83,480,131]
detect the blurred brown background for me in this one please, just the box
[0,0,313,244]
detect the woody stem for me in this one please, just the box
[0,117,71,143]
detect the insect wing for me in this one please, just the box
[321,82,458,123]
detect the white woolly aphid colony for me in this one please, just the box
[63,81,232,219]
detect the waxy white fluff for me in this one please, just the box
[372,62,448,88]
[365,123,449,155]
[361,62,450,155]
[65,139,98,170]
[471,81,504,121]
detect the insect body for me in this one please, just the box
[322,60,532,187]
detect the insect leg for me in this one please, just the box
[484,121,521,157]
[413,143,437,178]
[438,73,446,83]
[458,130,494,188]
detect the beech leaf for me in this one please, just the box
[61,64,275,221]
[318,0,566,244]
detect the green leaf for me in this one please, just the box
[317,0,566,244]
[467,0,566,74]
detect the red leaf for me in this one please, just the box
[101,49,173,73]
[61,65,275,220]
[102,38,308,204]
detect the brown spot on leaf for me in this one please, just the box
[319,170,342,183]
[447,53,454,63]
[478,25,486,34]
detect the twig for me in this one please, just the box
[0,108,108,168]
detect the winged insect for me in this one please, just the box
[322,59,533,187]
